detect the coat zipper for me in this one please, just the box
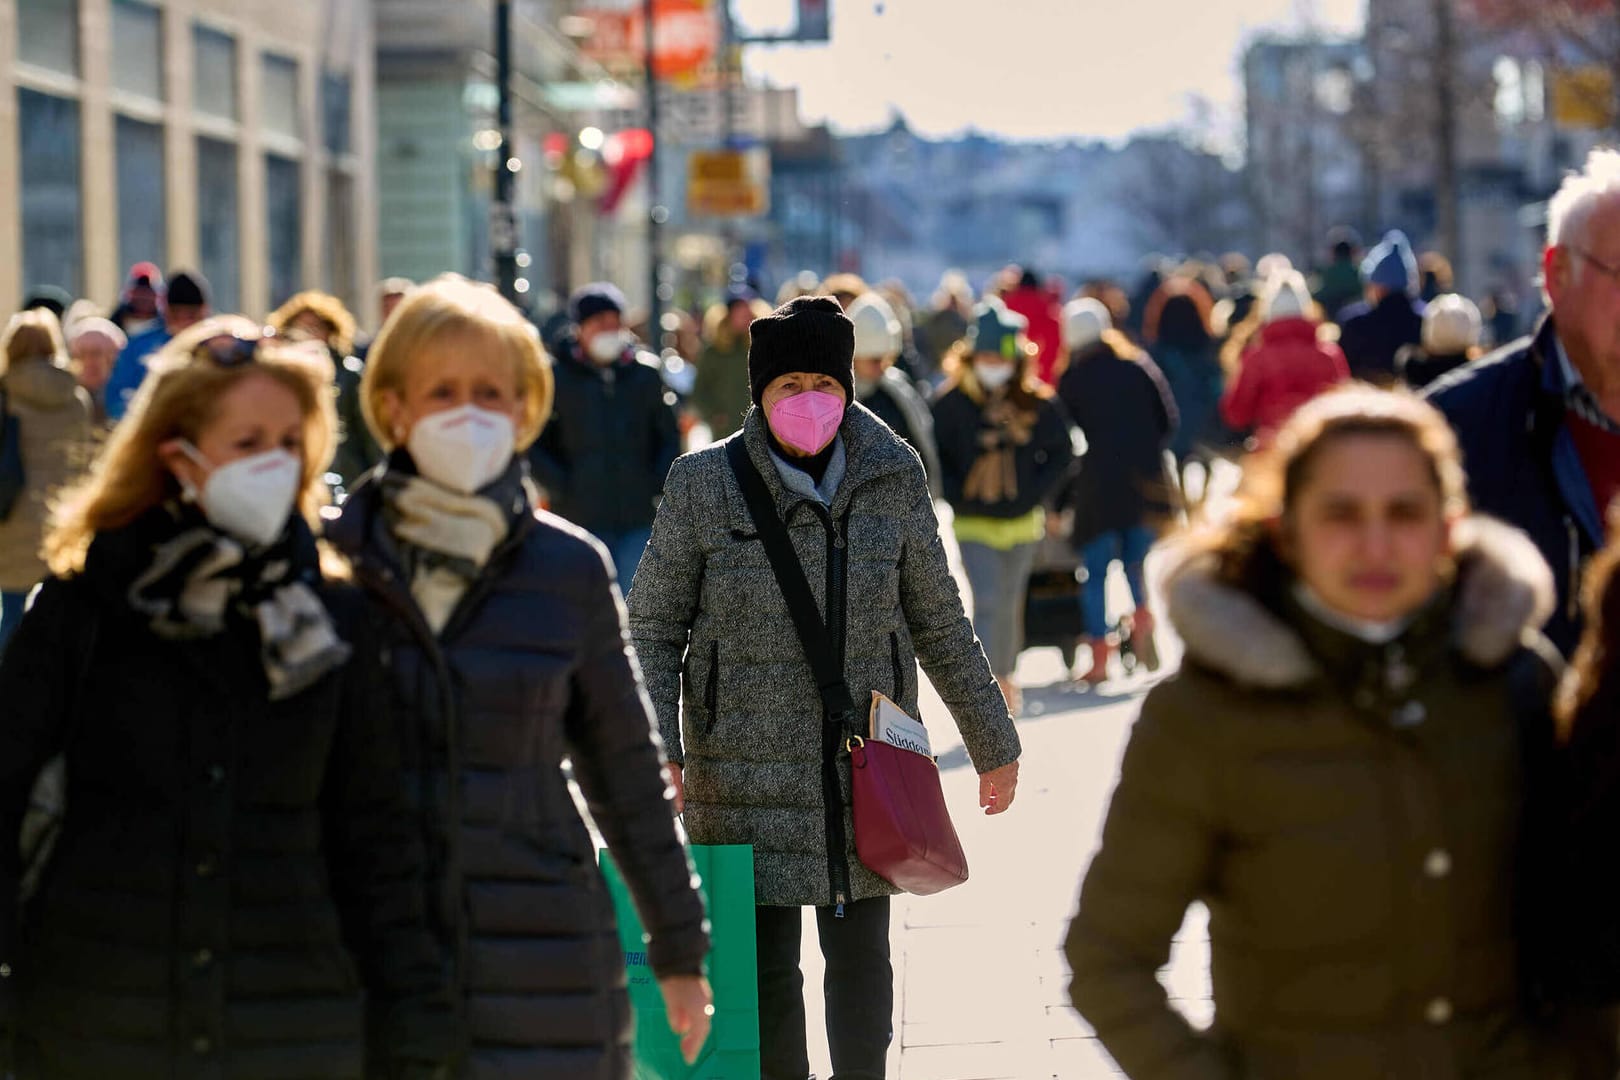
[703,639,720,734]
[805,503,854,916]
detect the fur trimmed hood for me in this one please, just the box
[1164,516,1555,689]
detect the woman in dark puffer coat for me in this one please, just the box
[0,317,453,1079]
[327,275,711,1079]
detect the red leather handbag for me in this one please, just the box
[848,735,969,895]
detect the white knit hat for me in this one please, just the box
[1062,297,1111,352]
[1260,270,1312,323]
[1421,293,1482,355]
[846,292,901,359]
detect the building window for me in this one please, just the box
[111,0,164,101]
[18,89,83,295]
[261,54,300,141]
[17,0,79,76]
[196,136,240,311]
[266,154,302,308]
[325,169,355,308]
[193,25,238,121]
[117,117,166,274]
[322,72,351,156]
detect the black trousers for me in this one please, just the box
[756,897,893,1080]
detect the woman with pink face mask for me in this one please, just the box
[629,295,1023,1080]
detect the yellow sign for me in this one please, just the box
[1552,66,1615,130]
[686,148,771,218]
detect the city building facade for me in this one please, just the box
[1,0,377,319]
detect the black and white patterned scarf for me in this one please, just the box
[119,507,351,700]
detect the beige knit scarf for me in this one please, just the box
[385,476,510,633]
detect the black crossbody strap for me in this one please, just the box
[725,438,858,721]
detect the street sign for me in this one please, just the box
[1551,65,1615,130]
[578,0,719,80]
[657,85,804,143]
[687,147,771,218]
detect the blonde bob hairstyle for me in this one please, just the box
[2,308,69,375]
[359,273,553,452]
[45,315,338,575]
[1180,383,1468,593]
[267,289,359,357]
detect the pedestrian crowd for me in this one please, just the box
[0,145,1614,1079]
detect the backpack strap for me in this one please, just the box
[724,437,858,726]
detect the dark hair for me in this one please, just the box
[1144,279,1214,350]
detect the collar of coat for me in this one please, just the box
[1162,516,1555,690]
[738,401,924,517]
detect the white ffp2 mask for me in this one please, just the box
[180,443,303,549]
[406,404,516,494]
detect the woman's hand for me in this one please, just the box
[658,974,714,1064]
[978,760,1019,815]
[665,762,685,815]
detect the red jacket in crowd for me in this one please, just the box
[1220,317,1350,447]
[1002,284,1064,386]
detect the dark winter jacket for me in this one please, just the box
[1425,317,1601,657]
[1152,342,1225,462]
[931,386,1075,520]
[0,515,452,1080]
[626,405,1021,907]
[1396,344,1472,391]
[1337,292,1424,383]
[527,336,681,534]
[1067,520,1559,1080]
[858,367,941,497]
[690,335,752,440]
[332,351,383,490]
[1219,318,1350,447]
[328,460,708,1079]
[1313,257,1363,320]
[1055,342,1178,547]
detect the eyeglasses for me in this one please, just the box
[193,327,277,367]
[1568,246,1620,284]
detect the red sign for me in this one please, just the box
[579,1,718,79]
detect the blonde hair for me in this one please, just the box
[267,290,359,357]
[2,308,69,375]
[44,315,338,575]
[360,274,553,451]
[1180,384,1467,590]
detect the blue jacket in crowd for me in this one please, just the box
[102,324,171,421]
[1337,292,1424,383]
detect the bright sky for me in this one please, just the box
[734,0,1366,151]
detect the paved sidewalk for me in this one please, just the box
[798,636,1213,1080]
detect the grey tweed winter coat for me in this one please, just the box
[628,403,1021,908]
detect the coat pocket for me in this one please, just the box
[703,639,720,735]
[890,631,905,704]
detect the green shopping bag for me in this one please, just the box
[599,844,761,1080]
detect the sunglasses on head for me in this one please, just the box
[193,327,278,367]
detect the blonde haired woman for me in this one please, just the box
[0,316,452,1078]
[1068,386,1560,1078]
[327,274,711,1078]
[0,310,93,654]
[266,290,379,491]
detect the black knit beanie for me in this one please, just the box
[747,295,855,406]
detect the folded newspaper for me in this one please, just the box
[868,691,933,758]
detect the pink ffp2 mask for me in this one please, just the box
[768,390,845,455]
